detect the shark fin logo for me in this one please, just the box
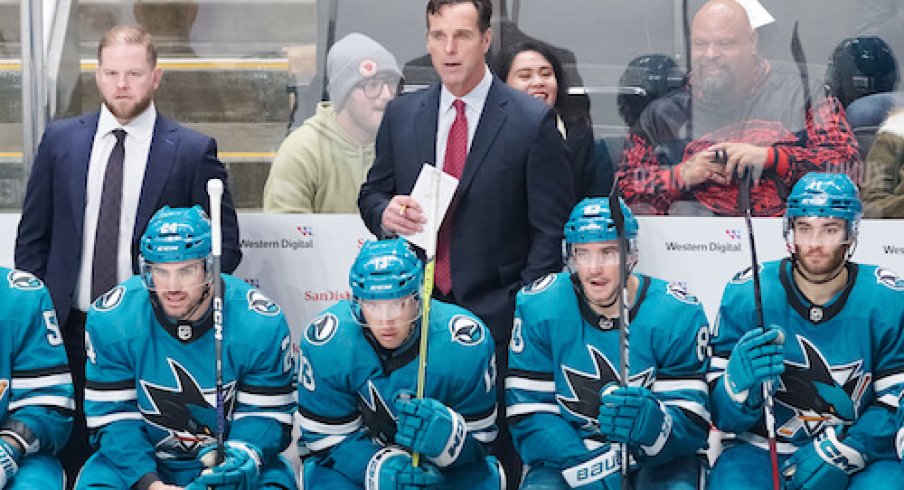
[774,336,867,439]
[358,381,397,445]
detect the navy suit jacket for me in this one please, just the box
[15,112,241,326]
[359,77,573,343]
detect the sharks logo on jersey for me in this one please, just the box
[522,274,557,295]
[141,359,237,454]
[449,315,483,346]
[247,289,280,316]
[666,281,699,304]
[773,336,869,440]
[875,268,904,291]
[94,286,126,311]
[358,380,397,445]
[7,270,42,290]
[557,345,653,429]
[305,313,339,345]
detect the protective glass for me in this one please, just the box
[355,294,420,323]
[787,218,853,247]
[359,77,399,99]
[141,258,212,292]
[569,245,621,269]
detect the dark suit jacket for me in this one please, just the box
[359,77,573,343]
[15,112,242,326]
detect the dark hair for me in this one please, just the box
[492,41,568,112]
[426,0,492,32]
[98,24,158,67]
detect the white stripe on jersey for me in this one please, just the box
[85,388,137,402]
[710,357,728,370]
[875,372,904,392]
[306,434,346,452]
[86,412,143,429]
[652,379,707,393]
[11,373,72,389]
[9,395,74,411]
[465,407,497,432]
[472,429,498,444]
[663,399,711,423]
[297,413,362,435]
[505,377,556,393]
[506,402,560,418]
[232,411,293,425]
[236,391,295,407]
[705,371,724,384]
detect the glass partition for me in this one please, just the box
[8,0,904,217]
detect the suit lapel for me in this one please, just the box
[70,113,101,237]
[458,79,507,194]
[134,115,179,239]
[414,85,440,169]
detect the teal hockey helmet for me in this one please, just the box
[785,173,861,242]
[349,238,423,301]
[564,197,639,244]
[140,205,212,263]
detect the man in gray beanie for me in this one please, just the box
[264,33,401,213]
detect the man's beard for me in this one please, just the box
[694,62,736,98]
[797,246,847,277]
[103,91,153,122]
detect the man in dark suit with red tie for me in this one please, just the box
[14,25,240,483]
[358,1,573,484]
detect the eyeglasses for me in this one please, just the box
[359,78,399,99]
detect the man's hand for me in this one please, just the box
[707,142,770,182]
[598,384,671,449]
[381,196,426,236]
[365,447,443,490]
[724,324,785,405]
[184,442,262,490]
[394,397,466,467]
[679,151,730,188]
[148,482,183,490]
[782,427,866,490]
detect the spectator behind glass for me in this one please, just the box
[825,36,899,130]
[493,41,610,200]
[862,109,904,217]
[617,0,860,217]
[263,33,401,213]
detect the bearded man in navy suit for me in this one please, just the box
[358,1,573,485]
[14,25,240,483]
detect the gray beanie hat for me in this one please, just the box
[327,33,402,110]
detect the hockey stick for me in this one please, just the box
[607,181,632,490]
[739,170,781,490]
[207,178,226,466]
[412,168,442,468]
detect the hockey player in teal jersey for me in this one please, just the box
[296,238,503,489]
[506,197,711,490]
[709,173,904,489]
[76,206,296,490]
[0,268,74,489]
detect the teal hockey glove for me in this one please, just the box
[365,447,443,490]
[782,427,866,490]
[598,384,672,451]
[185,441,261,490]
[559,443,621,489]
[394,397,466,467]
[0,438,21,488]
[724,324,785,405]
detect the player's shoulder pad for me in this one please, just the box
[223,275,283,317]
[304,311,341,346]
[874,266,904,292]
[446,314,488,347]
[4,268,44,292]
[663,280,700,305]
[520,273,559,295]
[90,277,146,314]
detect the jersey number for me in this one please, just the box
[298,350,315,391]
[85,331,97,364]
[43,311,63,346]
[695,325,710,362]
[281,335,293,373]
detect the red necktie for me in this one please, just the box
[435,99,467,295]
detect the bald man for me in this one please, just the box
[617,0,860,217]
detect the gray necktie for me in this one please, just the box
[91,128,127,300]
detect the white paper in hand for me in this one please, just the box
[402,163,458,257]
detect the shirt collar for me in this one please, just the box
[97,102,157,142]
[440,65,492,116]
